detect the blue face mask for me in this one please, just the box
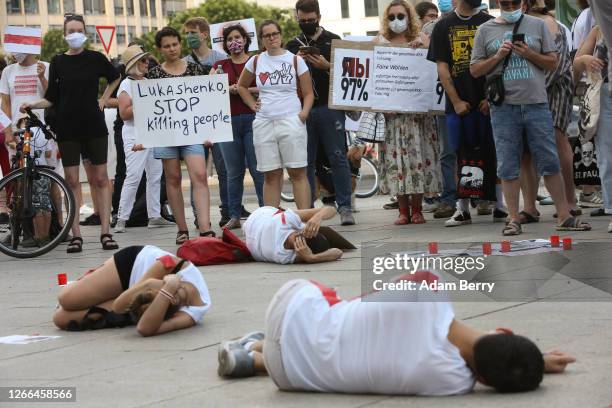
[438,0,453,13]
[501,8,522,23]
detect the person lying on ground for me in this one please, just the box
[243,206,343,264]
[53,245,211,336]
[217,275,576,395]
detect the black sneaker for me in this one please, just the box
[79,213,101,226]
[493,208,508,223]
[110,213,118,228]
[240,206,251,219]
[445,210,472,227]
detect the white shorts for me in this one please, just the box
[252,116,307,172]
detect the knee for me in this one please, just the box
[287,168,307,181]
[264,170,283,183]
[165,172,181,187]
[57,288,79,311]
[92,174,109,190]
[190,172,208,189]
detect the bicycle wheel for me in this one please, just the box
[280,170,295,203]
[355,157,379,199]
[0,167,76,258]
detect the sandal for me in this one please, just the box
[100,234,119,250]
[503,220,522,236]
[176,230,189,245]
[199,230,217,238]
[518,210,540,224]
[67,236,83,253]
[553,208,582,218]
[556,216,592,231]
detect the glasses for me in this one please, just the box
[64,13,84,22]
[297,18,318,24]
[262,31,281,40]
[499,0,521,7]
[387,13,406,21]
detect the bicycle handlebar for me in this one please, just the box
[24,107,56,141]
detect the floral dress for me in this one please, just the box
[376,36,442,196]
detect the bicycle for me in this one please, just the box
[281,131,380,203]
[0,108,76,258]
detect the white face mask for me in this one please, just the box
[65,32,87,49]
[389,18,408,34]
[13,53,28,64]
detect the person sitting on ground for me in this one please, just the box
[217,276,576,395]
[53,245,211,337]
[243,206,343,264]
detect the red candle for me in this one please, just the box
[550,235,560,247]
[428,242,438,255]
[483,242,492,255]
[501,241,511,253]
[57,273,67,286]
[563,237,572,250]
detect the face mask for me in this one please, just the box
[389,18,408,34]
[299,21,319,37]
[228,39,244,54]
[65,32,87,49]
[465,0,482,8]
[438,0,453,13]
[186,33,202,49]
[501,9,522,23]
[13,53,28,64]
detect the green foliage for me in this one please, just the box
[41,29,92,62]
[135,0,300,61]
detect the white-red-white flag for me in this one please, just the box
[3,26,42,55]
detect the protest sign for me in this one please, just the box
[371,46,435,112]
[132,75,233,148]
[329,40,444,113]
[3,26,42,55]
[210,18,258,54]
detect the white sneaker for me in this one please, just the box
[445,210,472,227]
[579,192,604,208]
[148,217,175,228]
[114,219,126,233]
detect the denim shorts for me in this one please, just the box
[153,144,206,160]
[490,103,560,180]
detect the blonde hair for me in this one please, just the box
[184,17,211,35]
[381,0,419,43]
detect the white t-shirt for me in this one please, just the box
[127,245,212,324]
[243,206,304,264]
[281,279,476,395]
[0,62,49,130]
[244,51,309,120]
[118,77,136,147]
[571,8,595,51]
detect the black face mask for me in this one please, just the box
[299,21,319,37]
[465,0,482,7]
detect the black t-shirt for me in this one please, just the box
[111,63,126,136]
[286,28,341,107]
[427,11,493,113]
[45,49,120,141]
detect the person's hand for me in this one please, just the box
[495,40,513,60]
[512,41,532,58]
[294,235,313,259]
[584,55,605,74]
[162,274,181,291]
[251,99,262,112]
[478,99,490,116]
[304,54,330,70]
[303,215,321,238]
[19,102,32,113]
[37,62,46,79]
[229,84,239,95]
[203,140,213,148]
[98,98,106,111]
[298,110,308,124]
[453,100,471,116]
[132,144,144,151]
[543,350,576,373]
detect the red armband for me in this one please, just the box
[157,255,178,269]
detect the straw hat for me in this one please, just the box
[121,45,150,73]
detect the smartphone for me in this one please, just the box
[299,46,321,56]
[512,33,525,43]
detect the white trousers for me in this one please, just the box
[117,147,163,221]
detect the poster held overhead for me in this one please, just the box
[210,18,259,54]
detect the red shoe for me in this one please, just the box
[394,207,411,225]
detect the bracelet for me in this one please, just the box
[158,288,177,304]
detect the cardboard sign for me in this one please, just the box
[329,40,444,113]
[132,75,233,148]
[3,26,42,55]
[96,26,115,55]
[210,18,259,54]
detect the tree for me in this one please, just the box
[135,0,300,61]
[41,29,92,62]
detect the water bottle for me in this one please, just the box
[216,64,224,74]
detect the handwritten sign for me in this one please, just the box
[329,40,444,113]
[210,18,259,54]
[132,75,233,148]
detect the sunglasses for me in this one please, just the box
[499,0,521,7]
[387,13,406,21]
[64,13,84,22]
[262,31,281,40]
